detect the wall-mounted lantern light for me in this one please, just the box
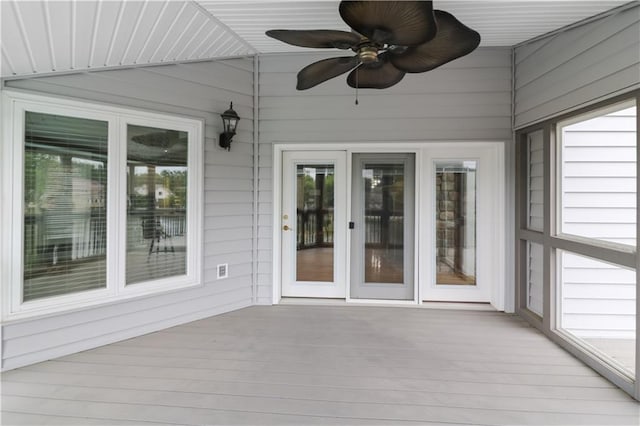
[219,102,240,151]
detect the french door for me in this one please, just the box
[421,146,499,303]
[281,151,347,298]
[350,154,415,300]
[279,144,502,305]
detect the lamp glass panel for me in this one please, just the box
[229,118,238,133]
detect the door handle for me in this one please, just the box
[283,225,291,231]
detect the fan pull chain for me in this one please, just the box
[353,62,363,106]
[355,68,359,105]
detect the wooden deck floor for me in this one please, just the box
[1,305,639,425]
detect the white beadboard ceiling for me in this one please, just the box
[0,0,634,79]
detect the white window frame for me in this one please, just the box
[516,93,639,400]
[1,90,203,320]
[556,99,637,252]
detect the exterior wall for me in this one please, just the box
[514,4,640,128]
[257,48,513,305]
[515,6,639,339]
[1,59,255,370]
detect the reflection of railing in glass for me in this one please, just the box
[24,209,106,275]
[296,209,334,248]
[435,162,476,286]
[364,212,404,247]
[130,210,186,250]
[295,209,404,249]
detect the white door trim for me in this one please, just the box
[272,142,505,310]
[419,144,505,309]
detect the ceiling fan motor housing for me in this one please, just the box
[357,45,379,64]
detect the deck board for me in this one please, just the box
[2,305,639,425]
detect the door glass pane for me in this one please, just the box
[436,161,476,286]
[296,165,334,282]
[126,125,188,285]
[558,250,636,376]
[363,163,404,284]
[23,112,108,301]
[558,102,636,246]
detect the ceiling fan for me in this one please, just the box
[266,1,480,91]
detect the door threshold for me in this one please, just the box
[279,297,496,311]
[279,297,347,306]
[420,301,497,311]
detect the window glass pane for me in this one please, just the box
[527,130,544,231]
[558,250,636,375]
[126,125,187,285]
[436,161,476,286]
[527,241,543,316]
[559,102,637,246]
[364,163,405,284]
[24,112,108,301]
[296,165,334,282]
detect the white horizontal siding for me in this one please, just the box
[514,5,640,128]
[2,59,255,370]
[257,48,512,304]
[560,107,637,246]
[561,252,636,339]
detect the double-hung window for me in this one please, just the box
[1,91,203,319]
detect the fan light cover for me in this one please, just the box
[266,1,480,90]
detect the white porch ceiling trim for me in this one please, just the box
[0,0,635,80]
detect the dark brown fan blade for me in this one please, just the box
[346,54,405,89]
[390,10,481,73]
[297,56,359,90]
[339,1,435,46]
[266,29,361,49]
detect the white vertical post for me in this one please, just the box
[635,93,639,400]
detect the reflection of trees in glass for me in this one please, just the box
[366,173,404,213]
[323,174,334,208]
[160,170,187,208]
[24,152,60,209]
[300,172,333,210]
[130,169,187,209]
[24,152,106,211]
